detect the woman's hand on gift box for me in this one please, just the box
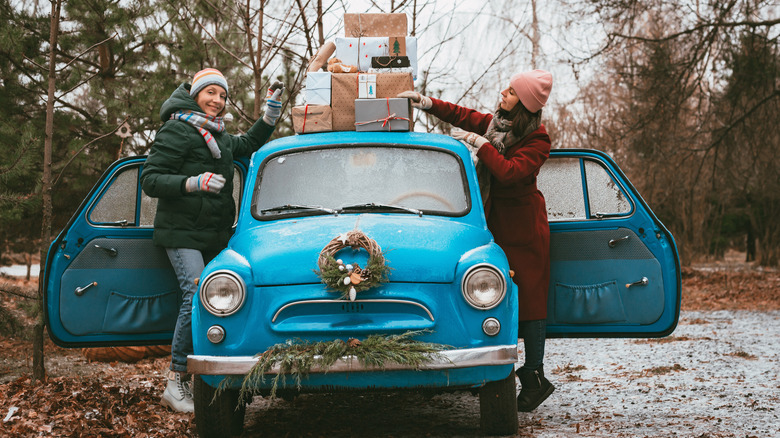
[397,90,432,110]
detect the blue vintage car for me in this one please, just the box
[44,131,680,436]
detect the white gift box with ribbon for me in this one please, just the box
[334,37,418,81]
[304,72,332,106]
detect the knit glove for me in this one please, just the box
[262,82,284,126]
[451,128,490,150]
[185,172,226,194]
[397,90,432,110]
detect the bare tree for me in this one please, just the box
[35,0,64,383]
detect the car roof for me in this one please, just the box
[259,131,465,155]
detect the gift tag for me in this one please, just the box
[388,37,407,56]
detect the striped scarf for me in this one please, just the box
[170,110,226,159]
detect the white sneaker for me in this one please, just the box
[161,370,194,413]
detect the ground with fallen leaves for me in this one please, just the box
[1,252,778,437]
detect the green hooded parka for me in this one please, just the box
[141,83,275,251]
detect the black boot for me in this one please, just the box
[516,366,555,412]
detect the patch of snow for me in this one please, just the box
[0,264,39,277]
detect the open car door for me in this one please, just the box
[539,149,681,337]
[43,157,244,347]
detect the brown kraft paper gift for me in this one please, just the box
[344,13,407,37]
[331,72,414,131]
[292,105,332,134]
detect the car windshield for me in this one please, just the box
[252,146,469,218]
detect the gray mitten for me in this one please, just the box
[262,82,284,126]
[185,172,226,194]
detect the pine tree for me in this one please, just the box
[712,30,780,266]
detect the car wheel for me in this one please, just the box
[478,369,518,436]
[193,375,246,437]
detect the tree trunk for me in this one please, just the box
[253,0,265,119]
[317,0,324,46]
[35,0,62,383]
[530,0,539,68]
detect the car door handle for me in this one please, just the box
[94,244,118,257]
[75,281,98,296]
[625,277,648,288]
[608,235,630,248]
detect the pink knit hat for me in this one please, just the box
[510,70,552,113]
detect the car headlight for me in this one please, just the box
[200,270,246,316]
[461,264,506,310]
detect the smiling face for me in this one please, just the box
[195,84,227,117]
[499,85,521,111]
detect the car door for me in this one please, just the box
[538,149,681,337]
[44,157,245,347]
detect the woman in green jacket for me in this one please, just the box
[141,68,283,413]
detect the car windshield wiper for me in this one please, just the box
[339,203,423,217]
[260,204,337,215]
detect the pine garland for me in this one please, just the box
[237,330,450,401]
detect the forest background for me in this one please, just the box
[1,0,778,269]
[0,0,778,379]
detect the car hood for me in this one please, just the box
[226,214,492,285]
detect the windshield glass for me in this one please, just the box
[252,146,469,218]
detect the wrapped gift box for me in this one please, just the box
[371,56,410,68]
[331,72,413,131]
[292,104,332,134]
[344,13,407,37]
[368,67,414,75]
[355,98,413,132]
[304,72,331,105]
[358,74,377,98]
[334,36,418,80]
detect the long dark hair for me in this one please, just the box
[496,102,542,137]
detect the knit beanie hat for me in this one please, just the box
[190,68,229,98]
[510,70,552,113]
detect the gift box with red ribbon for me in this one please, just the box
[354,98,413,132]
[292,104,332,134]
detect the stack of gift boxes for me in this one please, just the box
[292,13,418,134]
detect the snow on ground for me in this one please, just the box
[533,310,780,437]
[242,310,780,437]
[0,264,39,277]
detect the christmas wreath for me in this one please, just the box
[316,230,389,300]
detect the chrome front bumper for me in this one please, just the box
[188,344,518,375]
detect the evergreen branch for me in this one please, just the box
[236,330,450,402]
[184,8,253,70]
[21,55,47,71]
[56,71,100,101]
[59,33,118,72]
[52,116,129,187]
[707,90,779,152]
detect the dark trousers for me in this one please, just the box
[519,319,546,370]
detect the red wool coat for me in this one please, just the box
[428,98,551,321]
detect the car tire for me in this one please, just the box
[478,369,518,436]
[193,375,246,437]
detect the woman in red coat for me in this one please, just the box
[399,70,554,412]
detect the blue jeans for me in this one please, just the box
[519,319,547,371]
[166,248,217,373]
